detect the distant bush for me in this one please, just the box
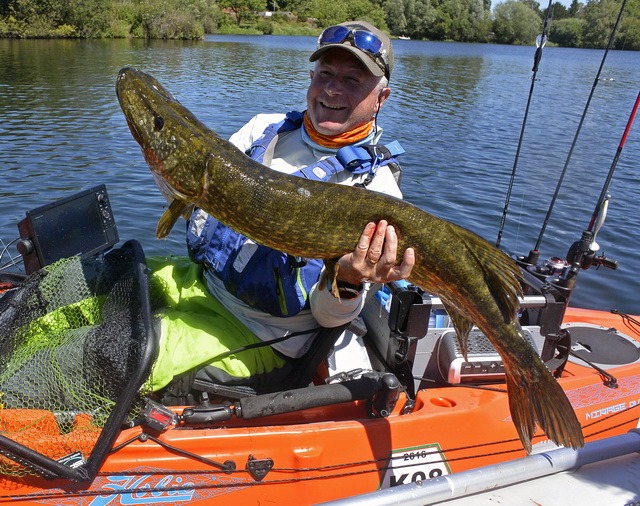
[0,0,221,39]
[492,0,542,45]
[104,19,130,38]
[257,19,274,34]
[550,17,585,47]
[147,12,204,39]
[49,24,77,37]
[2,0,635,47]
[273,23,317,36]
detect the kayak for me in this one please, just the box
[0,221,638,505]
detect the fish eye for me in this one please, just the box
[154,115,165,131]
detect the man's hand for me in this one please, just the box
[336,220,415,285]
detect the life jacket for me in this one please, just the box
[186,111,404,318]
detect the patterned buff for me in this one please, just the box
[303,112,374,149]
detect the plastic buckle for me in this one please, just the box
[384,140,406,157]
[337,145,369,169]
[370,148,384,175]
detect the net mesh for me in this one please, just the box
[0,245,164,477]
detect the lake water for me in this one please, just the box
[1,36,639,314]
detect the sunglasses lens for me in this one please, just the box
[319,26,383,56]
[317,25,388,77]
[353,31,382,54]
[318,25,350,45]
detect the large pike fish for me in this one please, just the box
[116,67,584,453]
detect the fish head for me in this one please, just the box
[116,67,211,202]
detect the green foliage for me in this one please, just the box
[384,0,437,39]
[300,0,387,29]
[61,0,110,37]
[428,0,492,41]
[519,0,542,16]
[582,0,618,47]
[492,0,542,44]
[550,16,585,46]
[257,19,273,33]
[550,2,570,20]
[581,0,639,49]
[49,23,78,37]
[619,0,640,49]
[568,0,585,17]
[177,0,222,33]
[219,0,266,24]
[0,0,222,38]
[147,10,205,38]
[0,0,637,49]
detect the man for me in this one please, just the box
[183,21,414,389]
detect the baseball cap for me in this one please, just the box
[309,21,394,80]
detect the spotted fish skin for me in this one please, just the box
[116,67,584,453]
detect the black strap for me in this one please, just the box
[209,327,322,363]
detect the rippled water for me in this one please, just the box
[1,36,638,314]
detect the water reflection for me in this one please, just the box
[0,37,638,314]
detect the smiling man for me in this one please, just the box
[177,21,414,394]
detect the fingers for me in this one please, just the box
[376,226,413,282]
[366,220,388,266]
[355,222,377,258]
[336,221,414,285]
[396,247,416,279]
[381,223,399,266]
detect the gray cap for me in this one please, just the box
[309,21,394,80]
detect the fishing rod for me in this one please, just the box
[588,90,640,233]
[562,90,640,288]
[495,0,553,248]
[528,0,629,262]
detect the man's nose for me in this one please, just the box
[324,77,344,95]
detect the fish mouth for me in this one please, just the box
[117,67,178,103]
[152,172,190,202]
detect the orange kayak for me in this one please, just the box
[0,299,638,505]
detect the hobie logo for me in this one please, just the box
[380,443,450,489]
[90,474,195,505]
[63,466,253,505]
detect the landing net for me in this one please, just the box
[0,242,164,477]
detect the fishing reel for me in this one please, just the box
[560,195,619,287]
[566,239,619,271]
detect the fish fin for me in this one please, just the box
[443,304,474,361]
[454,227,523,322]
[180,203,195,220]
[322,258,342,300]
[504,326,585,454]
[156,199,189,239]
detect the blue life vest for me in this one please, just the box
[186,111,404,317]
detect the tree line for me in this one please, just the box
[0,0,638,49]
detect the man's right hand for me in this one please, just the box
[334,220,415,286]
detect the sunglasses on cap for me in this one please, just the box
[317,25,390,79]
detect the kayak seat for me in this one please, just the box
[189,321,352,401]
[146,256,362,405]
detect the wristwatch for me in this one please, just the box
[332,281,364,300]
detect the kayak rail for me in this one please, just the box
[316,429,640,506]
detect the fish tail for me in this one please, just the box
[505,365,584,454]
[454,226,523,323]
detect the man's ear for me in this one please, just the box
[377,88,391,111]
